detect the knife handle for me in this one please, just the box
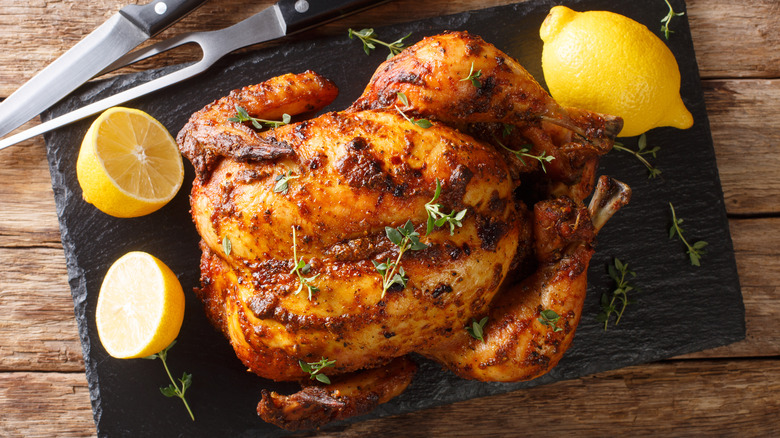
[120,0,208,37]
[277,0,388,35]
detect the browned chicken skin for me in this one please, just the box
[177,32,629,430]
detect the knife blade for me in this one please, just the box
[0,0,389,151]
[0,0,208,139]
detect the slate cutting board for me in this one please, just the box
[41,0,744,436]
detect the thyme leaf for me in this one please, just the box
[222,235,232,256]
[597,257,638,330]
[613,134,662,178]
[374,220,428,298]
[459,62,483,88]
[660,0,685,40]
[299,357,336,384]
[668,203,708,266]
[274,170,300,194]
[348,28,411,59]
[228,105,290,129]
[538,309,563,332]
[466,317,489,342]
[394,92,432,128]
[425,179,467,235]
[495,137,554,173]
[291,227,319,300]
[143,341,195,421]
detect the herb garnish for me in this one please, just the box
[291,227,320,300]
[660,0,685,40]
[425,179,467,235]
[597,257,637,330]
[495,137,554,173]
[668,203,708,266]
[228,105,291,129]
[395,92,433,129]
[373,220,428,298]
[613,134,662,178]
[144,341,195,421]
[502,123,514,138]
[466,317,489,342]
[274,170,300,194]
[538,309,563,332]
[348,28,411,60]
[222,235,232,256]
[299,357,336,384]
[460,62,483,88]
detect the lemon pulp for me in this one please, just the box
[77,107,183,217]
[96,251,185,359]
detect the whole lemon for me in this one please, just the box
[540,6,693,137]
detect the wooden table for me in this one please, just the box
[1,0,778,436]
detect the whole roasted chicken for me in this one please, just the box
[177,32,630,430]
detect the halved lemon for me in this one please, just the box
[76,107,184,218]
[96,251,185,359]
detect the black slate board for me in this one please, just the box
[41,0,744,436]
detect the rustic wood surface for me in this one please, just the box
[0,0,777,436]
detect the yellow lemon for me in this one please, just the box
[540,6,693,137]
[77,107,183,217]
[96,251,185,359]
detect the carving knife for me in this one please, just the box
[0,0,389,151]
[0,0,208,140]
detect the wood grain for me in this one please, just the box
[322,359,780,437]
[0,372,93,438]
[0,246,82,372]
[705,79,780,215]
[2,360,779,438]
[0,0,778,436]
[681,218,780,358]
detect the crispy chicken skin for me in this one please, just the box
[177,31,629,431]
[351,32,622,203]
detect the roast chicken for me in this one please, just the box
[177,31,630,430]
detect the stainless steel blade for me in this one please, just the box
[0,13,149,138]
[0,6,286,151]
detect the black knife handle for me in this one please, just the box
[120,0,208,37]
[277,0,387,35]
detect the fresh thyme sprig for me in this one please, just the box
[466,317,489,342]
[597,257,637,330]
[291,227,320,300]
[668,203,708,266]
[613,134,662,178]
[395,92,432,129]
[495,137,554,173]
[228,105,291,129]
[144,341,194,421]
[460,62,482,88]
[299,357,336,384]
[538,309,563,332]
[274,170,300,194]
[660,0,685,40]
[425,179,467,235]
[373,220,428,298]
[348,28,411,60]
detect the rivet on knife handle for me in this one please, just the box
[277,0,389,35]
[120,0,209,37]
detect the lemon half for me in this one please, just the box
[540,6,694,137]
[76,107,184,217]
[96,251,185,359]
